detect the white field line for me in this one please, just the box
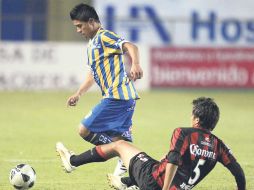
[3,159,58,163]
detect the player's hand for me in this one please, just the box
[67,93,80,106]
[130,63,143,81]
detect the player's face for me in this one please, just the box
[191,115,200,128]
[72,20,94,39]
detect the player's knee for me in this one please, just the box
[114,140,127,150]
[78,124,90,138]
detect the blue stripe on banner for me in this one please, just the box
[106,6,114,31]
[98,36,109,89]
[117,56,124,99]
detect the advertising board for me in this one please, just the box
[151,47,254,88]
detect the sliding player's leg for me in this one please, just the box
[56,140,141,173]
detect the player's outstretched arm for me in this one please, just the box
[162,163,178,190]
[122,42,143,81]
[226,161,246,190]
[67,71,95,106]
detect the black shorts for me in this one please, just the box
[129,152,162,190]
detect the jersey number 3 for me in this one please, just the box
[188,159,206,185]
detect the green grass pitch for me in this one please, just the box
[0,90,253,190]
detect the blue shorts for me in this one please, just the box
[81,98,136,141]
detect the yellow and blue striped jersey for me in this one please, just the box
[86,28,139,100]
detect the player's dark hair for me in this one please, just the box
[192,97,220,131]
[70,3,100,22]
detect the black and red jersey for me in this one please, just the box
[152,127,236,189]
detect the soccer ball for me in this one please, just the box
[9,164,36,190]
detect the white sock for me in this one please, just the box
[113,158,127,176]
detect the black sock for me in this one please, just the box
[121,177,136,187]
[84,132,113,145]
[70,147,106,167]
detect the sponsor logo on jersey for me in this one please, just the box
[200,141,213,147]
[190,144,216,159]
[91,42,101,49]
[200,137,213,147]
[205,137,210,142]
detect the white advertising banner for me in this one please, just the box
[94,0,254,46]
[0,42,149,91]
[0,42,86,90]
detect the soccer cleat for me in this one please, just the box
[107,173,127,190]
[56,142,76,173]
[113,159,128,176]
[126,186,139,190]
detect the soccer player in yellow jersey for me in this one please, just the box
[63,3,143,176]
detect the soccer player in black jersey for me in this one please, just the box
[56,97,246,190]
